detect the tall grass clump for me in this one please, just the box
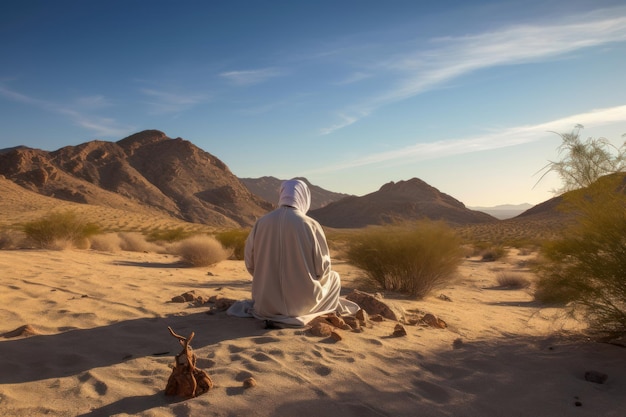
[214,229,250,260]
[173,235,231,267]
[534,174,626,333]
[346,220,463,298]
[22,211,100,249]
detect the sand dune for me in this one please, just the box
[0,248,624,417]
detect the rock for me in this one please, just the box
[438,294,452,302]
[355,308,369,325]
[243,377,257,388]
[421,313,447,329]
[330,329,343,342]
[392,324,407,337]
[584,370,608,384]
[345,290,401,321]
[309,321,334,337]
[171,295,186,303]
[369,314,384,322]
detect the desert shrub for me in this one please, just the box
[118,232,164,253]
[534,174,626,332]
[0,229,26,249]
[496,272,530,289]
[146,227,193,243]
[172,235,230,267]
[90,233,123,252]
[22,211,101,249]
[480,245,507,262]
[345,220,463,298]
[214,229,249,260]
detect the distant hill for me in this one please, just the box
[468,203,534,220]
[240,176,352,210]
[0,130,272,228]
[309,178,497,228]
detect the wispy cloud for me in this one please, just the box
[140,88,209,114]
[319,113,360,135]
[219,67,285,86]
[321,7,626,134]
[309,105,626,174]
[0,84,133,137]
[333,72,372,85]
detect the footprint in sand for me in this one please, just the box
[78,372,108,398]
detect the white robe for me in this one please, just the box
[228,179,358,326]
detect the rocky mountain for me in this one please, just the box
[309,178,497,228]
[0,130,272,228]
[240,176,351,210]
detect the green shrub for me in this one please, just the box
[346,220,463,298]
[173,235,231,267]
[535,174,626,332]
[22,211,100,249]
[214,229,249,260]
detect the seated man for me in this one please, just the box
[228,179,358,326]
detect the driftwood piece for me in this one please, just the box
[164,326,213,398]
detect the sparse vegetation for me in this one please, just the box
[172,235,231,267]
[146,227,194,243]
[22,211,101,249]
[214,229,250,260]
[495,272,530,289]
[480,245,507,262]
[535,174,626,332]
[345,220,463,298]
[535,124,626,194]
[534,127,626,333]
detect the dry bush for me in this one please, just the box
[480,245,507,262]
[172,235,230,267]
[90,233,123,252]
[214,229,250,260]
[22,211,100,250]
[118,232,164,253]
[496,272,531,289]
[346,220,463,298]
[146,227,194,243]
[0,229,26,249]
[535,175,626,332]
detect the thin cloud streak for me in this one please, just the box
[308,105,626,175]
[140,88,209,114]
[219,67,285,86]
[321,8,626,134]
[0,84,133,138]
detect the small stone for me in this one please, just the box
[171,295,186,303]
[309,321,334,337]
[421,313,447,329]
[330,329,343,342]
[369,314,384,322]
[575,401,582,407]
[243,377,257,388]
[584,370,608,384]
[392,324,407,337]
[438,294,452,302]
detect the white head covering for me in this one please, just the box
[278,179,311,213]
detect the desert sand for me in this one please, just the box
[1,248,624,417]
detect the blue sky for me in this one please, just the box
[2,0,626,206]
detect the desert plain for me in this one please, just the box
[1,177,625,417]
[1,243,625,417]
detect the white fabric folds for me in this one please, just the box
[228,179,358,326]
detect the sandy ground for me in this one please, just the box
[0,248,624,417]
